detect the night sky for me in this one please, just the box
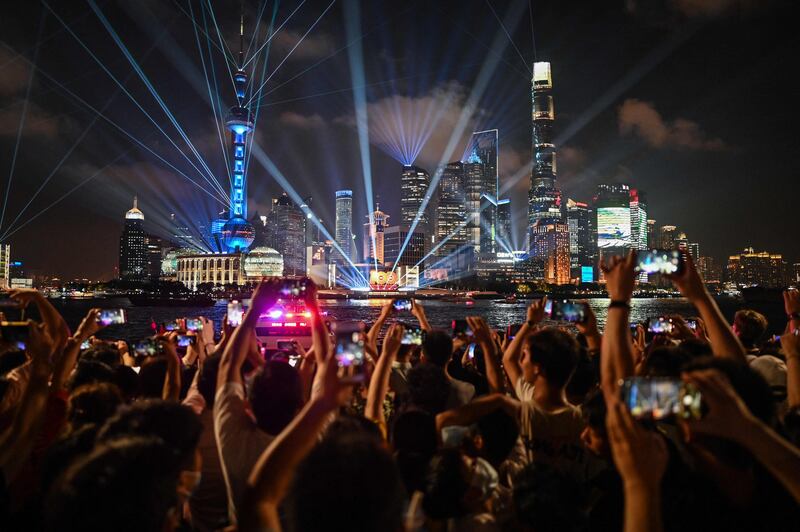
[0,0,797,280]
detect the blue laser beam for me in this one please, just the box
[241,0,307,70]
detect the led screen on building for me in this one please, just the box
[597,207,631,249]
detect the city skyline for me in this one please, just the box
[0,1,797,280]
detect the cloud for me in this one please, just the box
[271,29,335,61]
[0,102,61,139]
[0,48,31,96]
[626,0,759,17]
[618,99,725,151]
[279,111,325,129]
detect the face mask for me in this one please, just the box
[469,457,499,501]
[178,470,202,498]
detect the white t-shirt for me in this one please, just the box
[213,382,274,524]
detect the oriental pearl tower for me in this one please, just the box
[220,13,256,252]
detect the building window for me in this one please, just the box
[235,146,244,158]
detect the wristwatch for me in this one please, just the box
[608,300,631,310]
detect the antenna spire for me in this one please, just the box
[239,2,244,66]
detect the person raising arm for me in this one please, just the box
[503,296,547,396]
[599,252,637,403]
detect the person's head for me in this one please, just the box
[112,365,140,401]
[67,382,124,430]
[287,428,405,531]
[67,359,116,393]
[137,358,168,398]
[45,437,183,532]
[643,346,689,378]
[733,310,768,348]
[41,423,100,493]
[80,345,121,367]
[513,462,589,532]
[471,409,520,468]
[521,327,580,388]
[566,348,598,404]
[98,399,202,472]
[392,409,438,494]
[423,448,499,520]
[580,389,609,458]
[196,353,222,406]
[421,329,453,367]
[406,363,450,415]
[248,359,302,435]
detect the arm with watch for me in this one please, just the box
[782,289,800,409]
[599,252,637,403]
[502,296,547,394]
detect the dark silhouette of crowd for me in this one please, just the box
[1,251,799,531]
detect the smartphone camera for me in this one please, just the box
[133,338,162,357]
[451,319,473,338]
[400,325,424,346]
[334,322,366,383]
[636,249,684,276]
[648,317,674,334]
[164,320,182,332]
[506,323,523,340]
[545,300,588,323]
[393,299,412,312]
[280,279,308,298]
[176,335,195,348]
[620,376,703,420]
[98,309,126,326]
[185,318,204,331]
[80,339,91,350]
[227,301,244,327]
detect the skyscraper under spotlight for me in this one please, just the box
[528,62,562,232]
[334,190,354,264]
[435,161,468,257]
[267,193,306,277]
[119,196,148,282]
[464,130,499,255]
[401,165,431,232]
[363,205,389,264]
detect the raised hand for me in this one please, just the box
[681,369,757,442]
[575,300,599,337]
[606,400,668,490]
[466,316,493,345]
[784,290,800,321]
[527,296,548,324]
[8,288,43,309]
[600,251,637,302]
[666,252,707,302]
[74,308,104,341]
[668,315,695,341]
[27,321,56,372]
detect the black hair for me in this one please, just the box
[422,448,469,519]
[45,437,182,532]
[248,359,302,435]
[41,423,100,493]
[137,357,168,399]
[513,462,589,532]
[475,409,520,467]
[581,388,607,435]
[98,399,202,470]
[526,328,580,388]
[643,346,689,378]
[392,409,438,495]
[422,329,454,367]
[80,345,121,367]
[67,359,116,393]
[68,382,124,430]
[405,363,450,415]
[287,431,405,532]
[112,365,140,401]
[566,348,598,403]
[197,353,222,406]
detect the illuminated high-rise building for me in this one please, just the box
[334,190,354,264]
[220,17,255,252]
[145,234,165,280]
[401,165,431,232]
[363,205,389,264]
[464,130,499,255]
[688,242,700,261]
[594,184,632,258]
[659,225,678,249]
[384,225,425,268]
[647,220,657,251]
[0,244,10,289]
[119,196,148,282]
[629,190,648,252]
[697,256,722,283]
[566,199,594,282]
[496,199,512,251]
[528,62,562,240]
[727,248,788,288]
[530,221,570,285]
[435,161,468,257]
[268,193,306,277]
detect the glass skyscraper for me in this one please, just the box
[528,62,562,235]
[566,199,594,281]
[435,161,468,257]
[400,165,431,231]
[464,130,499,255]
[334,190,354,264]
[267,193,306,277]
[594,183,632,259]
[119,197,148,282]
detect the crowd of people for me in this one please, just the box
[1,251,799,531]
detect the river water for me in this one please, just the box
[14,296,785,343]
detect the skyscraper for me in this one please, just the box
[647,220,657,251]
[145,234,165,280]
[629,190,648,252]
[530,221,570,285]
[0,244,10,289]
[688,242,700,261]
[363,206,389,264]
[269,193,306,277]
[528,62,562,237]
[659,225,678,249]
[401,165,431,232]
[435,161,468,257]
[464,130,499,255]
[496,199,512,251]
[119,197,147,282]
[566,199,594,281]
[384,225,426,268]
[594,184,632,258]
[334,190,354,264]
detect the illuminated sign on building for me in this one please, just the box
[581,266,594,283]
[369,270,399,290]
[597,207,632,249]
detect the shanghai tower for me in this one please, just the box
[528,62,563,235]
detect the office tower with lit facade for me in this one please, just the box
[629,189,648,281]
[496,199,512,251]
[528,62,562,233]
[145,234,165,280]
[400,165,431,232]
[363,206,389,264]
[119,197,148,282]
[659,225,678,249]
[697,256,722,283]
[566,199,595,282]
[435,161,468,257]
[384,225,426,267]
[594,183,633,259]
[647,220,657,251]
[463,130,499,255]
[688,243,700,261]
[0,244,9,289]
[266,193,306,277]
[530,222,570,285]
[727,248,788,288]
[334,189,354,264]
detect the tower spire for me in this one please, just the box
[133,195,138,210]
[239,2,244,67]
